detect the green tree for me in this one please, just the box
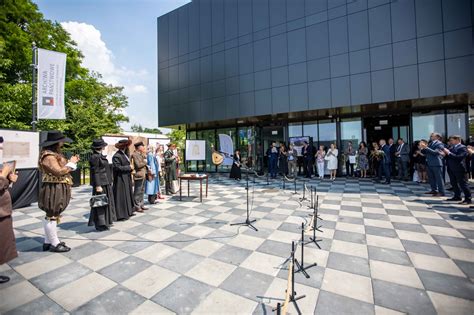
[168,126,186,149]
[0,0,129,151]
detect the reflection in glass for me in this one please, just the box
[318,121,337,150]
[447,113,466,140]
[303,121,318,145]
[412,113,445,141]
[288,123,302,138]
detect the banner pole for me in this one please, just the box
[31,43,37,131]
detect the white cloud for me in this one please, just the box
[61,21,148,95]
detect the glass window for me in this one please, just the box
[318,121,337,150]
[399,126,409,143]
[447,112,467,141]
[216,127,237,172]
[303,121,318,145]
[288,123,302,138]
[412,112,445,141]
[196,129,216,172]
[340,119,362,149]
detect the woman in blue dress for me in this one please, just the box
[145,145,160,204]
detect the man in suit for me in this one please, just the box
[420,133,445,196]
[302,141,313,178]
[395,138,410,180]
[442,136,471,204]
[388,138,397,175]
[378,139,391,184]
[267,142,279,178]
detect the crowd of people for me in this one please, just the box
[257,134,473,202]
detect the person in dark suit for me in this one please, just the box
[302,141,314,178]
[442,136,471,204]
[378,139,391,184]
[267,142,279,178]
[89,139,117,231]
[388,138,397,175]
[395,138,410,180]
[420,133,445,196]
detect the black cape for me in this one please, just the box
[88,151,117,228]
[229,155,242,179]
[112,150,134,220]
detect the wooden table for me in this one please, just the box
[179,174,209,202]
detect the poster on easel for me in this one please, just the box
[0,130,39,169]
[185,140,206,161]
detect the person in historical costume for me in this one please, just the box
[0,162,18,283]
[145,145,160,204]
[131,142,148,211]
[164,143,178,194]
[112,139,136,220]
[229,149,242,180]
[38,131,79,253]
[155,146,165,200]
[88,139,116,231]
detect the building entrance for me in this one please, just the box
[364,115,410,146]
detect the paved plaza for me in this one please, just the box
[1,175,473,314]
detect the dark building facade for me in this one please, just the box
[158,0,474,172]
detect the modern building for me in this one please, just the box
[157,0,474,173]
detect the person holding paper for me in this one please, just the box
[344,141,356,177]
[38,131,79,253]
[0,162,18,283]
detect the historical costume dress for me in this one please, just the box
[145,148,160,204]
[229,153,242,180]
[38,131,77,253]
[0,173,18,283]
[112,139,135,220]
[88,139,117,231]
[131,142,148,211]
[164,146,178,194]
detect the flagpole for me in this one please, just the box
[31,43,37,131]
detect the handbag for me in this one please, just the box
[90,194,109,208]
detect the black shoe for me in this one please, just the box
[382,181,390,184]
[424,191,437,194]
[446,197,462,202]
[96,226,110,232]
[460,199,472,205]
[0,275,10,284]
[49,243,71,253]
[43,243,51,251]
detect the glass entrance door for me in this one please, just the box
[259,126,285,173]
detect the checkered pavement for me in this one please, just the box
[1,175,473,314]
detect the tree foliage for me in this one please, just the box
[0,0,129,151]
[130,124,162,134]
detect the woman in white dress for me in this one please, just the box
[326,143,339,180]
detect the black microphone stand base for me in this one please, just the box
[230,219,258,231]
[304,237,322,249]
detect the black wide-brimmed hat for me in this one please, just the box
[40,130,72,147]
[91,138,108,149]
[115,139,132,149]
[134,141,145,148]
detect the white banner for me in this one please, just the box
[37,48,67,119]
[218,134,234,166]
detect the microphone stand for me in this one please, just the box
[230,167,258,231]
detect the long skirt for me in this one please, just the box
[88,184,116,228]
[229,164,241,179]
[38,183,71,217]
[0,216,17,265]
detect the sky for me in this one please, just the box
[34,0,190,131]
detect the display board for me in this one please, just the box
[0,130,39,169]
[148,138,169,152]
[185,140,206,161]
[102,136,128,163]
[289,136,311,156]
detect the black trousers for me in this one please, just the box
[345,161,354,176]
[378,163,391,183]
[448,169,471,200]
